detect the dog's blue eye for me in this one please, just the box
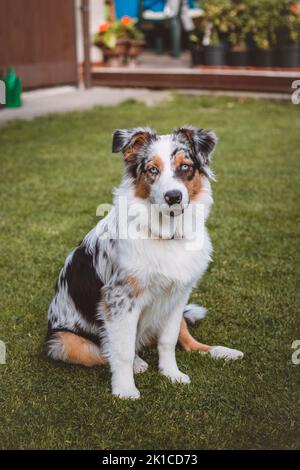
[149,167,159,175]
[180,164,190,171]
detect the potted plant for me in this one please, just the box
[94,17,144,67]
[199,0,230,66]
[121,16,145,67]
[247,0,278,67]
[275,1,300,67]
[227,0,249,66]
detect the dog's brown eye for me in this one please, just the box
[148,167,159,175]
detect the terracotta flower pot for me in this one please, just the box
[114,39,128,56]
[127,40,145,67]
[95,39,128,67]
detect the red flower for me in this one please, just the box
[99,22,110,33]
[290,4,298,14]
[121,16,133,26]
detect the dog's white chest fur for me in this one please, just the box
[119,229,212,289]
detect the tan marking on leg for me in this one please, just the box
[178,319,212,353]
[55,332,107,367]
[127,274,143,297]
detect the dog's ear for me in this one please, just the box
[174,126,217,175]
[112,127,156,162]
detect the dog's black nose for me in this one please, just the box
[164,190,182,206]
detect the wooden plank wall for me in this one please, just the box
[0,0,78,89]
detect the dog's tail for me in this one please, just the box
[45,330,107,367]
[183,304,208,324]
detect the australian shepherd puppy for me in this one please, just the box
[45,126,243,399]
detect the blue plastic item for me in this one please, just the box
[143,0,165,12]
[188,0,199,7]
[114,0,139,19]
[114,0,165,20]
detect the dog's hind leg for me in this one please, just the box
[46,331,107,367]
[179,319,244,361]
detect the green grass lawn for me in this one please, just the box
[0,94,299,450]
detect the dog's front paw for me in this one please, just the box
[112,386,140,400]
[133,356,149,374]
[160,369,191,384]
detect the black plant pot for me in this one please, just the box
[190,46,204,66]
[274,45,300,68]
[227,48,248,67]
[204,45,227,66]
[250,48,273,67]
